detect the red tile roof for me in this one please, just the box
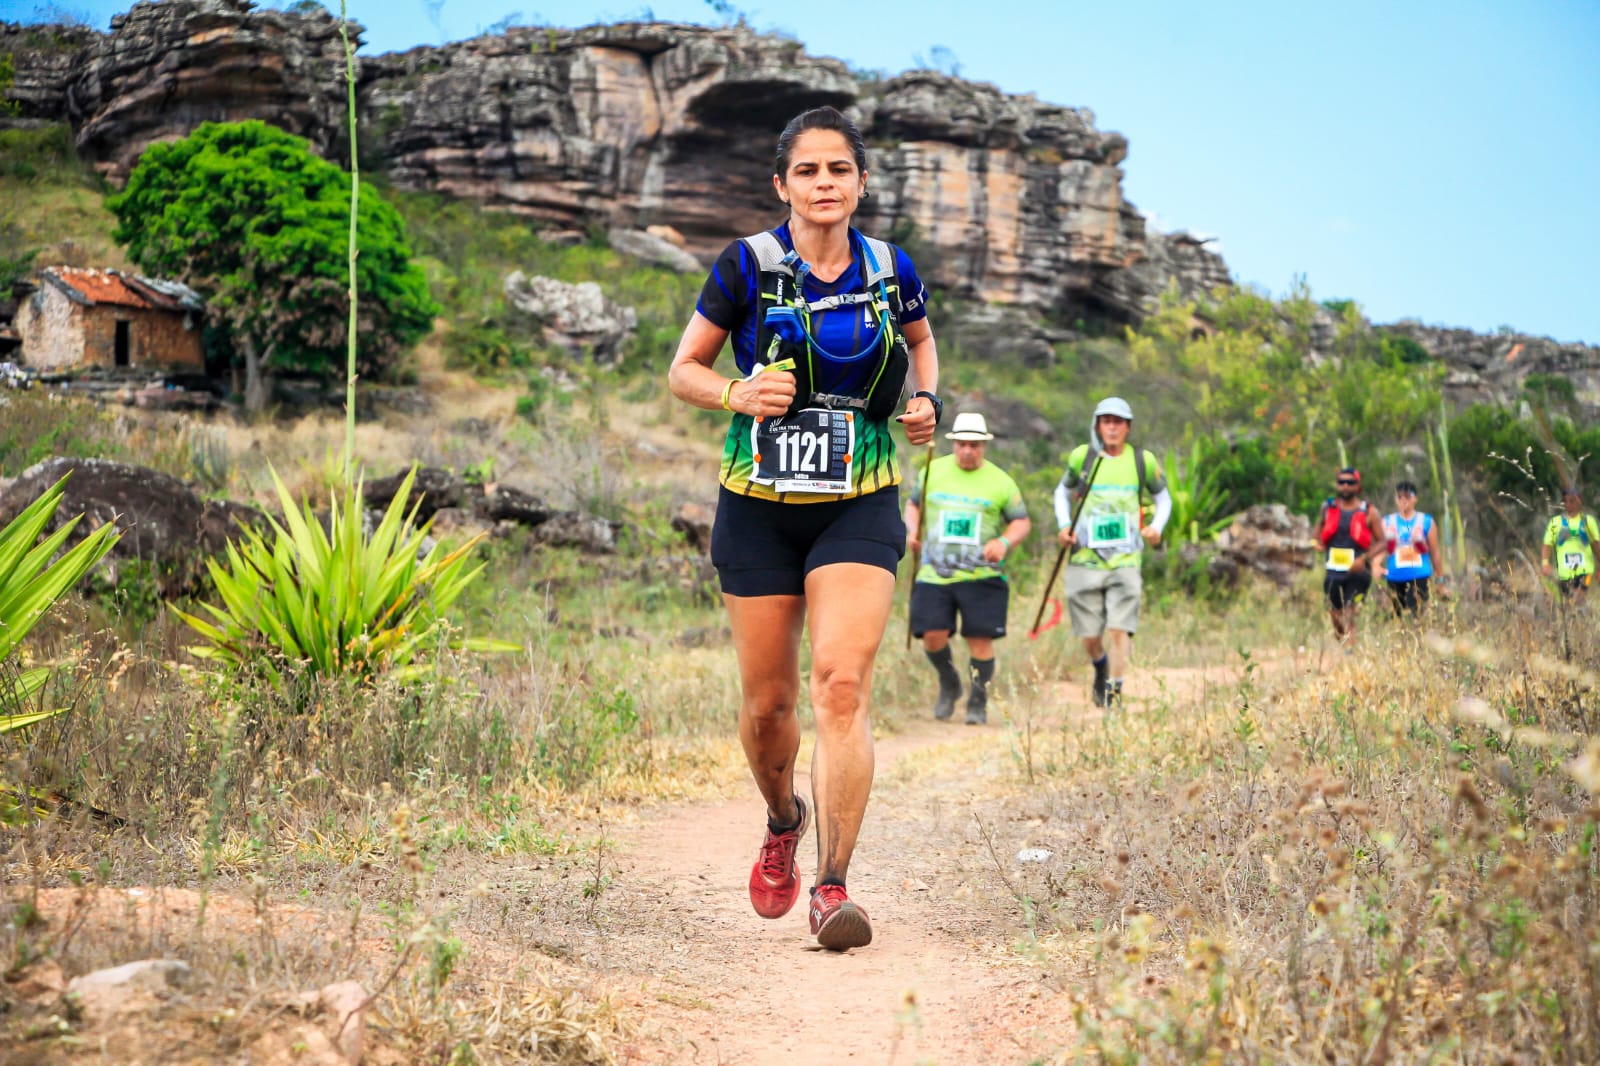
[44,267,203,313]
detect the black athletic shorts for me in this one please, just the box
[909,576,1011,639]
[1560,573,1593,598]
[1324,571,1371,610]
[1387,577,1430,615]
[710,486,905,597]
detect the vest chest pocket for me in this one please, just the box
[750,408,856,494]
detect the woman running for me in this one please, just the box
[667,106,941,950]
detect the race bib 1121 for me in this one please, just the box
[750,408,855,494]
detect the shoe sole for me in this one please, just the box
[816,903,873,950]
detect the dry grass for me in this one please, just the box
[978,588,1600,1063]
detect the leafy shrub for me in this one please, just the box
[175,467,515,687]
[1379,333,1432,365]
[0,125,77,181]
[1523,373,1576,404]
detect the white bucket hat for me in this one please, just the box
[946,412,994,441]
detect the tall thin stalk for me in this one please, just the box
[338,1,360,482]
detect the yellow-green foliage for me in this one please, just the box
[0,475,121,714]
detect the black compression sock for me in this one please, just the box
[767,799,802,836]
[817,877,846,890]
[925,645,962,689]
[969,656,996,687]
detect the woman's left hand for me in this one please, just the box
[896,395,936,445]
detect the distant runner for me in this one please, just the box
[1052,397,1170,707]
[1541,487,1598,602]
[1316,467,1380,644]
[1378,480,1444,616]
[905,412,1032,725]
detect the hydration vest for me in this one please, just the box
[1554,513,1595,548]
[1071,443,1154,519]
[741,229,910,422]
[1319,499,1373,550]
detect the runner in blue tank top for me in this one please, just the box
[1378,481,1443,616]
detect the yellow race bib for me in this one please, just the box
[1327,547,1355,572]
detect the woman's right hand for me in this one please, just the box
[734,370,797,417]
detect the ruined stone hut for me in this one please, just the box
[14,267,205,372]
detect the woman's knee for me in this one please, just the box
[741,683,798,726]
[811,663,867,718]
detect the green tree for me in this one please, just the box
[108,120,436,409]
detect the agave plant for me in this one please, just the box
[0,474,121,727]
[174,466,515,686]
[1162,442,1236,547]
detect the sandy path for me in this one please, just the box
[601,723,1055,1065]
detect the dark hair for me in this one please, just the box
[775,106,868,179]
[1336,466,1361,483]
[1395,480,1418,495]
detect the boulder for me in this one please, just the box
[65,958,192,1022]
[0,457,266,593]
[318,980,368,1065]
[1214,504,1317,587]
[535,511,622,553]
[361,466,467,523]
[504,272,638,365]
[607,227,703,274]
[670,501,714,554]
[473,483,552,527]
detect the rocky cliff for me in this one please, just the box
[3,0,1227,326]
[1381,323,1600,413]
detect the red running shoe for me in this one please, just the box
[748,795,809,919]
[808,884,873,950]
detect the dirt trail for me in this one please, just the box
[600,722,1053,1064]
[594,652,1292,1064]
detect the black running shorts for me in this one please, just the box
[1324,571,1371,610]
[909,576,1011,639]
[1386,577,1430,615]
[711,486,905,597]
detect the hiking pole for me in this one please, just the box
[1029,454,1104,639]
[905,441,935,650]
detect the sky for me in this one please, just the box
[20,0,1600,343]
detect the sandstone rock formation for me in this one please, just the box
[4,0,1228,325]
[60,0,355,180]
[1380,322,1600,415]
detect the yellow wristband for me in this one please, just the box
[720,379,736,412]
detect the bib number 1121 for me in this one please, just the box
[751,408,855,494]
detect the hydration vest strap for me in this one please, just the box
[743,230,792,276]
[1073,445,1149,506]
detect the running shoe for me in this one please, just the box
[748,795,809,919]
[809,884,873,950]
[932,683,960,721]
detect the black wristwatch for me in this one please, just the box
[913,390,944,425]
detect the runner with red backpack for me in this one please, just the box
[1316,467,1384,645]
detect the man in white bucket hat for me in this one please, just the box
[1053,397,1171,708]
[905,412,1032,724]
